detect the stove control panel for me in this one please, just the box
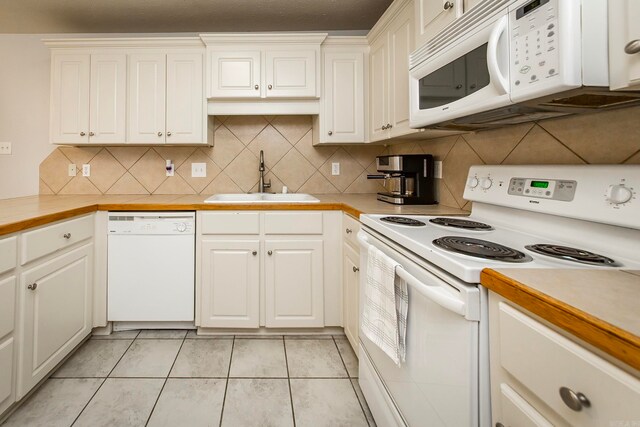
[507,177,576,201]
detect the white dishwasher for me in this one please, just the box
[108,212,195,323]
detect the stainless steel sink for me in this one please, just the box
[204,193,320,203]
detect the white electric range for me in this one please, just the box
[357,165,640,427]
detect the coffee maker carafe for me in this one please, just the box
[367,154,437,205]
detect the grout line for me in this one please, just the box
[218,336,236,427]
[536,125,590,164]
[70,335,138,426]
[144,333,187,427]
[333,337,371,426]
[282,336,297,427]
[620,147,640,164]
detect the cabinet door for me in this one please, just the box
[265,50,317,98]
[609,0,640,90]
[415,0,462,48]
[50,54,90,144]
[323,52,365,143]
[265,240,324,328]
[128,53,167,143]
[89,54,127,144]
[389,6,417,137]
[19,244,92,398]
[209,50,261,98]
[0,276,16,415]
[369,36,389,142]
[166,53,204,144]
[200,240,260,328]
[343,243,360,355]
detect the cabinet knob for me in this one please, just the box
[387,123,393,129]
[625,39,640,55]
[559,386,590,412]
[346,228,352,234]
[157,132,163,137]
[252,251,257,256]
[80,132,86,136]
[443,1,454,10]
[456,84,463,89]
[381,125,387,130]
[63,233,71,239]
[268,250,273,256]
[352,266,359,273]
[495,424,505,427]
[255,84,259,90]
[27,283,38,291]
[328,131,333,136]
[167,132,172,137]
[268,84,273,90]
[89,132,95,136]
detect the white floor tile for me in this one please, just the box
[147,379,225,427]
[110,339,182,378]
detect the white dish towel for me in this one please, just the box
[361,245,409,366]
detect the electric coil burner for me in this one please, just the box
[433,236,532,263]
[380,216,426,227]
[429,217,493,230]
[525,244,618,266]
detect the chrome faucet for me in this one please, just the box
[258,150,271,193]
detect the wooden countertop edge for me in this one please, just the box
[481,269,640,371]
[0,202,364,236]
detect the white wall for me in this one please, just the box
[0,35,53,199]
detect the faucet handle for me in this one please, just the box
[264,179,271,189]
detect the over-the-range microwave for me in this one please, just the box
[409,0,640,130]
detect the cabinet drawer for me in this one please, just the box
[0,277,16,339]
[500,383,553,427]
[0,237,17,274]
[200,212,260,235]
[498,302,640,426]
[264,212,323,235]
[21,215,93,265]
[343,214,360,248]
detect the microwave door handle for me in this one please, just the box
[357,233,467,317]
[487,15,509,95]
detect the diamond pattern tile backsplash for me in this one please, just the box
[40,107,640,211]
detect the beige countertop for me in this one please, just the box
[0,194,469,236]
[481,268,640,371]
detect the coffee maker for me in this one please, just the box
[367,154,437,205]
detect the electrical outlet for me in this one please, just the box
[434,161,443,179]
[82,164,91,177]
[191,162,207,178]
[68,164,77,177]
[331,162,340,176]
[0,142,11,155]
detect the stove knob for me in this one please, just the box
[606,184,632,205]
[176,222,187,232]
[468,177,479,188]
[481,178,493,190]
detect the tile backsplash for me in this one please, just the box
[40,107,640,211]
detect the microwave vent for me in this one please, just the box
[410,0,515,69]
[540,93,640,109]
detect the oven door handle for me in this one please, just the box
[487,15,509,95]
[358,233,466,317]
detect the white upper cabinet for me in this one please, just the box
[316,40,367,144]
[128,53,167,144]
[89,54,127,144]
[265,50,317,98]
[50,54,91,144]
[609,0,640,90]
[369,37,389,141]
[415,0,463,47]
[209,50,262,98]
[166,53,205,144]
[388,12,414,137]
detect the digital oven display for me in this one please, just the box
[530,180,549,189]
[516,0,549,19]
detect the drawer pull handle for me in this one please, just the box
[353,266,359,273]
[268,250,273,256]
[346,228,352,234]
[559,386,590,411]
[28,283,38,291]
[63,233,72,239]
[252,251,257,256]
[495,424,504,427]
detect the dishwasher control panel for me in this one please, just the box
[108,212,195,235]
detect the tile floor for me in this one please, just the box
[2,330,375,427]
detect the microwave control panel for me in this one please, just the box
[509,0,559,94]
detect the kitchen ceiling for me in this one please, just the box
[0,0,394,34]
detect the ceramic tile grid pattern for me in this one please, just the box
[2,331,375,427]
[39,108,640,212]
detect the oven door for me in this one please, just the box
[357,230,481,427]
[409,11,511,128]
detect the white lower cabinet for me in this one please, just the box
[18,243,93,397]
[265,240,324,328]
[0,275,16,415]
[200,240,260,328]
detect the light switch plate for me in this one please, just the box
[68,164,77,176]
[434,161,443,179]
[82,164,91,177]
[332,162,340,176]
[0,142,11,155]
[191,163,207,178]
